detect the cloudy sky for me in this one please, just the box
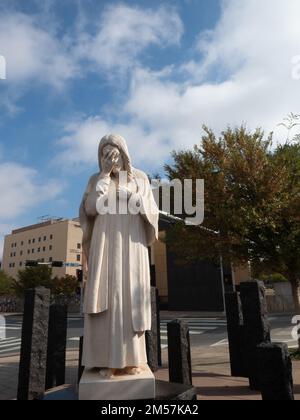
[0,0,300,258]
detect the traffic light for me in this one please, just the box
[25,260,38,267]
[52,261,64,268]
[76,269,83,283]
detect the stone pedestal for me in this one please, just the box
[42,381,197,401]
[79,365,155,400]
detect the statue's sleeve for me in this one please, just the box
[79,174,98,262]
[129,173,159,246]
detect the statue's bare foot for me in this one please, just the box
[99,368,115,378]
[124,366,142,375]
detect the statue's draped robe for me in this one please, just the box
[80,136,158,368]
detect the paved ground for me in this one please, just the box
[0,312,299,400]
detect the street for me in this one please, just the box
[0,313,298,357]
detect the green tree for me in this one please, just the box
[13,266,78,297]
[164,126,300,314]
[51,275,78,296]
[13,265,53,297]
[265,143,300,313]
[0,270,15,296]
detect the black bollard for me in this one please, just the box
[167,320,192,386]
[17,287,51,400]
[46,304,68,389]
[257,342,294,401]
[78,336,84,384]
[156,288,162,367]
[240,281,271,390]
[225,292,247,377]
[146,287,159,372]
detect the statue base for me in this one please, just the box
[79,365,155,400]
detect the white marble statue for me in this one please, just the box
[79,134,159,379]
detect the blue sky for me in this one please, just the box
[0,0,300,257]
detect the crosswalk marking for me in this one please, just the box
[0,346,21,354]
[0,327,22,331]
[0,336,21,355]
[0,340,21,348]
[159,319,225,350]
[211,339,228,347]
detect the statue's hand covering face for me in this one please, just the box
[79,134,159,371]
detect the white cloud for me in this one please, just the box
[57,0,300,172]
[0,161,65,260]
[77,4,183,74]
[57,114,171,171]
[0,12,78,89]
[0,162,64,220]
[0,3,183,90]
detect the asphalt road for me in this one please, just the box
[0,313,298,358]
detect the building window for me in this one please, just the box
[38,248,40,253]
[21,241,24,246]
[19,262,22,267]
[41,258,45,262]
[11,244,13,248]
[38,237,41,242]
[32,249,35,254]
[28,250,30,255]
[32,238,35,243]
[20,251,23,256]
[44,236,47,241]
[28,239,31,244]
[77,243,81,250]
[49,245,52,251]
[50,234,53,240]
[43,247,46,252]
[49,257,53,262]
[77,254,81,262]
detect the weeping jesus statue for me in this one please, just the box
[79,134,159,379]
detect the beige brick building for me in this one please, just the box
[2,218,83,279]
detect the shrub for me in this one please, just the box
[0,270,15,296]
[13,266,78,297]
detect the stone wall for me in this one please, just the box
[0,296,23,313]
[0,293,80,314]
[266,283,296,313]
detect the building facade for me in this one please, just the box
[2,218,83,279]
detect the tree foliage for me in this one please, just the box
[13,265,77,297]
[164,125,300,311]
[0,270,15,296]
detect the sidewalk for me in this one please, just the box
[1,345,299,400]
[157,345,300,400]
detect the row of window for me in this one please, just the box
[11,235,54,248]
[10,245,53,258]
[8,255,81,268]
[9,257,53,268]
